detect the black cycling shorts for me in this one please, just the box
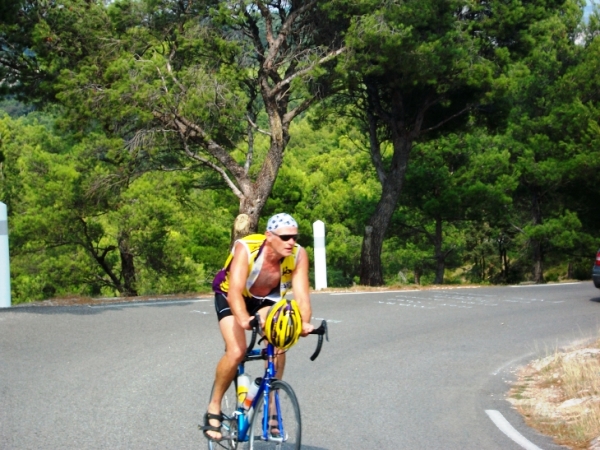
[214,292,276,322]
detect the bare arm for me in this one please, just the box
[291,247,314,336]
[227,242,253,330]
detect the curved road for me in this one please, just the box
[1,282,599,449]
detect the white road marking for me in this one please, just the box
[485,410,544,450]
[329,290,421,295]
[312,317,342,323]
[373,289,574,310]
[509,282,582,288]
[491,352,535,376]
[88,299,211,308]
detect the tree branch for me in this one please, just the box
[246,114,272,136]
[152,110,246,181]
[176,129,244,199]
[260,0,317,72]
[367,107,387,186]
[271,47,346,98]
[420,105,471,135]
[166,45,186,94]
[282,96,316,125]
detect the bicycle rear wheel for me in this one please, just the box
[249,380,301,450]
[207,380,240,450]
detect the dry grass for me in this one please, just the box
[509,339,600,449]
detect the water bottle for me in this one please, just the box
[243,377,262,410]
[237,373,250,408]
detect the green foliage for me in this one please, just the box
[0,110,229,302]
[2,0,600,300]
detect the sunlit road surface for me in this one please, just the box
[1,282,599,449]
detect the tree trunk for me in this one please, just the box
[414,267,421,285]
[499,235,509,283]
[531,191,545,284]
[359,186,410,284]
[433,217,445,284]
[359,136,411,285]
[118,232,138,297]
[230,214,251,248]
[532,241,544,283]
[230,133,288,243]
[359,225,383,285]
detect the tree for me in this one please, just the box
[0,110,211,300]
[501,3,599,282]
[329,0,582,285]
[2,0,345,239]
[0,0,115,102]
[395,130,514,284]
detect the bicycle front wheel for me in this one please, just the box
[249,380,301,450]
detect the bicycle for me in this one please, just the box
[204,314,328,449]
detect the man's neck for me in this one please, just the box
[263,243,284,264]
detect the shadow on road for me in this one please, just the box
[589,297,600,303]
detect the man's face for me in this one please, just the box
[267,226,299,257]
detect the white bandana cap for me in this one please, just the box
[266,213,298,232]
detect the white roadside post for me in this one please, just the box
[312,220,327,290]
[0,202,11,308]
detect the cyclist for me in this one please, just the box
[202,213,315,442]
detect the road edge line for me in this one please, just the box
[485,410,544,450]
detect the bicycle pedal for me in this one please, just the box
[266,433,288,443]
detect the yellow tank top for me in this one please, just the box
[212,234,300,299]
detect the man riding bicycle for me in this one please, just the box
[202,213,315,441]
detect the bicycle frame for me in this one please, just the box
[234,342,278,442]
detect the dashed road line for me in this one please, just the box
[486,410,544,450]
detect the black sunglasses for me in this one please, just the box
[273,233,299,242]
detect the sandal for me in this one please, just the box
[200,411,224,441]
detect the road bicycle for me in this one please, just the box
[204,314,328,449]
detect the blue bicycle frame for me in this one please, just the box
[234,342,279,442]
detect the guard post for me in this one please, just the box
[312,220,327,290]
[0,202,10,308]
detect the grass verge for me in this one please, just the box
[508,339,600,449]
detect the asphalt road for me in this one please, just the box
[1,282,600,449]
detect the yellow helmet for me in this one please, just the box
[264,299,302,350]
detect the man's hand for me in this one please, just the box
[238,315,254,331]
[301,321,315,337]
[240,314,263,331]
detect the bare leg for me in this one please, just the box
[205,316,247,440]
[269,350,287,435]
[274,350,286,379]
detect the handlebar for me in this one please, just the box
[246,314,329,361]
[308,319,329,361]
